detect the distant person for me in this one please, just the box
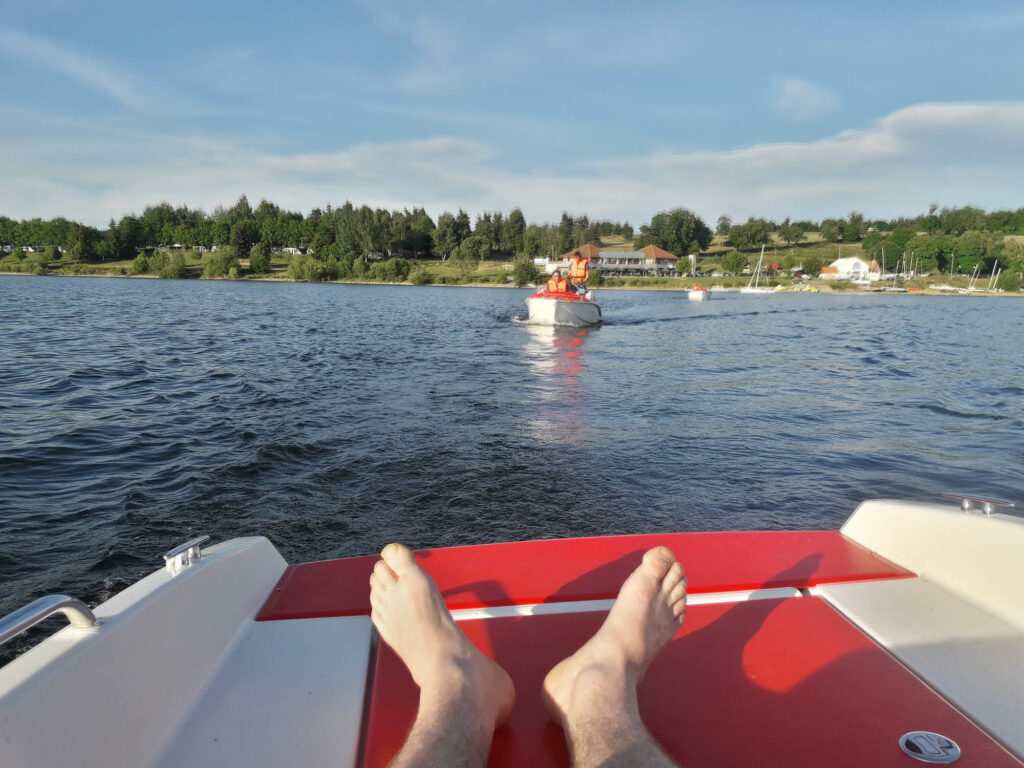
[369,542,687,768]
[568,249,590,294]
[547,269,568,292]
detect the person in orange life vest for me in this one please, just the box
[546,269,568,293]
[568,250,590,293]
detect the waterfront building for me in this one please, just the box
[543,243,681,277]
[820,256,881,282]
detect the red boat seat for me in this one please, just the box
[362,597,1020,767]
[256,531,912,621]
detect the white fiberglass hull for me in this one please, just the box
[526,297,602,326]
[688,290,711,301]
[739,286,774,294]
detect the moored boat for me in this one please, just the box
[1,495,1022,767]
[739,243,774,294]
[525,289,602,326]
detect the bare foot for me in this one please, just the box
[542,546,686,727]
[369,543,515,728]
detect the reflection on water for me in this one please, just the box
[521,324,596,446]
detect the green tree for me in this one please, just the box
[819,219,844,243]
[778,224,805,247]
[433,212,467,260]
[506,208,527,253]
[249,242,271,274]
[953,231,989,273]
[106,219,124,262]
[454,234,489,264]
[843,211,866,241]
[230,220,260,259]
[637,208,712,256]
[66,223,98,262]
[904,235,941,272]
[941,206,986,235]
[511,254,539,286]
[890,227,916,249]
[715,215,732,236]
[720,251,747,273]
[802,254,824,276]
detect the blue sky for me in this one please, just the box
[2,0,1024,227]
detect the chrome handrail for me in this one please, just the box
[943,493,1017,517]
[0,595,100,647]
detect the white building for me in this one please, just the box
[819,256,881,282]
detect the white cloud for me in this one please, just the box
[3,101,1024,227]
[0,27,150,112]
[771,78,840,120]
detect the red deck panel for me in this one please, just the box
[256,531,913,621]
[363,598,1021,768]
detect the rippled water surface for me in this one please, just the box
[2,275,1022,630]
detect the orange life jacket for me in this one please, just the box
[547,276,567,292]
[569,256,589,282]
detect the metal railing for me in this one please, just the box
[0,595,100,648]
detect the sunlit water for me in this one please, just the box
[1,276,1021,656]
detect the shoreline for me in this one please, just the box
[0,270,1019,297]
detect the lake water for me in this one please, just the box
[1,276,1022,639]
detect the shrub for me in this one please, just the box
[409,268,433,285]
[159,253,187,279]
[149,252,169,273]
[287,253,336,281]
[997,271,1022,292]
[131,254,150,274]
[249,242,271,274]
[511,255,539,287]
[203,249,238,278]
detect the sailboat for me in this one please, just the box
[739,244,774,294]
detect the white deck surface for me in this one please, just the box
[153,616,372,768]
[816,576,1024,759]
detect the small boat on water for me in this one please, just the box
[2,494,1022,768]
[739,244,774,294]
[525,289,602,326]
[687,285,711,301]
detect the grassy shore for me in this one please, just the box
[1,241,1018,297]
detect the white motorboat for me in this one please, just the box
[1,495,1022,768]
[525,289,602,326]
[687,285,711,301]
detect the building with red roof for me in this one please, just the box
[547,243,682,277]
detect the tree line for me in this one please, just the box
[0,197,633,266]
[2,199,1022,286]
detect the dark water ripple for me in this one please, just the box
[1,276,1023,660]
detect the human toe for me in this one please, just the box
[641,546,675,579]
[373,558,397,586]
[381,542,417,576]
[662,561,685,593]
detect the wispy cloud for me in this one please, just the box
[770,78,840,121]
[3,101,1024,226]
[0,27,150,112]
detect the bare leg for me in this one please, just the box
[369,543,515,768]
[543,546,686,768]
